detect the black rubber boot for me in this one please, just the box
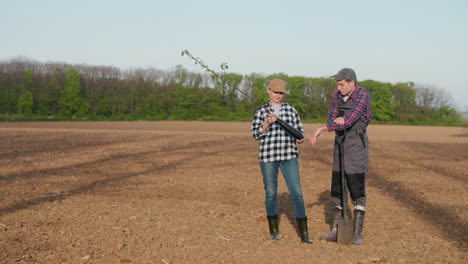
[267,215,279,240]
[319,207,342,242]
[296,217,313,244]
[353,209,365,245]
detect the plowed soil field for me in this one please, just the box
[0,121,466,264]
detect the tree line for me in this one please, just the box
[0,57,463,125]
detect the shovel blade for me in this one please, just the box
[337,218,353,245]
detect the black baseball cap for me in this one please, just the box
[331,68,357,81]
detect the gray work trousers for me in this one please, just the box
[331,130,369,209]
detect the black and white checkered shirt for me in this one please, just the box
[251,102,304,162]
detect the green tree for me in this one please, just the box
[244,73,268,105]
[23,69,33,91]
[174,65,188,86]
[285,76,307,117]
[16,70,34,116]
[305,77,336,120]
[172,85,197,119]
[391,82,417,122]
[59,68,89,117]
[360,80,394,122]
[17,90,34,116]
[1,57,464,125]
[431,105,463,125]
[213,73,243,111]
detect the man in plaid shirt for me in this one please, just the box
[310,68,371,245]
[251,79,313,244]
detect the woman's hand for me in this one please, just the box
[262,113,278,132]
[266,113,278,125]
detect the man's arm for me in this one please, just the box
[310,92,338,145]
[327,90,369,131]
[309,125,328,145]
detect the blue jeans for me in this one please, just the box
[260,158,307,218]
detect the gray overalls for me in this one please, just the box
[331,98,369,209]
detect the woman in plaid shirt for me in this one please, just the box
[251,79,313,244]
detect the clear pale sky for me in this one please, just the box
[3,0,467,110]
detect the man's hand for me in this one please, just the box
[296,138,304,144]
[334,117,345,125]
[309,126,325,146]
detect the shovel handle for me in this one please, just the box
[339,128,348,219]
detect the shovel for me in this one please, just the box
[337,128,353,245]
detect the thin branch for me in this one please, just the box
[181,49,271,114]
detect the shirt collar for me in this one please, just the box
[265,101,283,107]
